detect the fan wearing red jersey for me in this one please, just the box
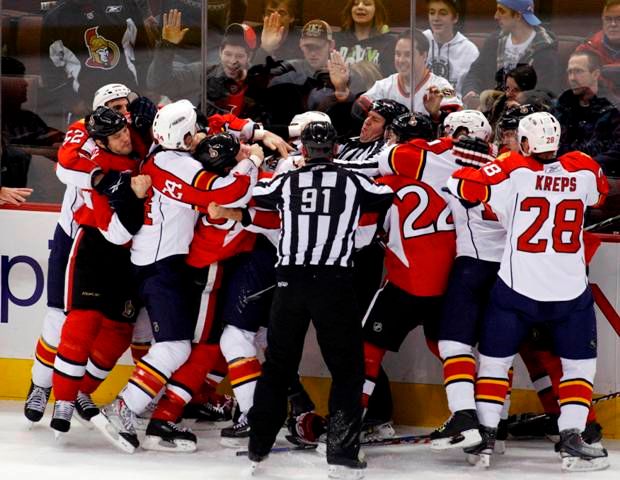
[446,112,610,472]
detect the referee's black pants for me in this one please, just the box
[248,265,364,464]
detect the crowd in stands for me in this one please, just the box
[1,0,620,223]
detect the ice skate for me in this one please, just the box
[50,400,74,435]
[558,428,609,472]
[246,451,267,477]
[91,396,139,454]
[183,393,236,423]
[74,391,99,429]
[327,451,367,480]
[24,382,51,426]
[220,411,250,448]
[143,418,197,452]
[430,409,482,451]
[464,425,496,468]
[582,421,603,447]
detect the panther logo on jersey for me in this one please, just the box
[373,322,383,333]
[84,27,120,70]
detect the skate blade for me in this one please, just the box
[466,452,491,468]
[142,435,197,453]
[74,412,96,430]
[53,430,66,442]
[220,437,247,448]
[327,465,365,480]
[134,417,149,431]
[431,429,482,452]
[244,461,260,477]
[91,414,137,454]
[561,456,610,472]
[494,439,506,454]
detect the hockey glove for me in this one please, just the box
[93,170,132,200]
[128,95,157,135]
[452,136,496,169]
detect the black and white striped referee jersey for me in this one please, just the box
[334,137,386,177]
[252,161,393,268]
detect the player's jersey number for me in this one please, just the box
[517,197,584,253]
[397,184,453,239]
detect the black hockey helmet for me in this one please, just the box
[300,121,337,162]
[499,104,545,131]
[369,99,409,126]
[86,106,127,143]
[194,132,240,175]
[390,112,435,143]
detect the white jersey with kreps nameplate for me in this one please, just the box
[447,150,609,301]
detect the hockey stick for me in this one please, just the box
[235,434,431,457]
[585,214,620,232]
[235,443,317,456]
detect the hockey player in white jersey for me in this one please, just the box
[446,112,610,472]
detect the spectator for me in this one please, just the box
[553,50,620,177]
[0,183,32,205]
[462,0,559,108]
[254,0,303,65]
[264,20,367,132]
[357,29,461,121]
[1,57,64,147]
[577,0,620,94]
[487,63,538,128]
[148,13,259,117]
[423,0,480,96]
[40,0,152,125]
[335,0,397,77]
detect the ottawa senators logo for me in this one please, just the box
[84,27,120,70]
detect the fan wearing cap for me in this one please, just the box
[265,19,367,130]
[462,0,559,108]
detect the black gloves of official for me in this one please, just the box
[452,136,496,169]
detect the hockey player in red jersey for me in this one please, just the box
[24,83,155,426]
[446,112,610,472]
[360,112,456,441]
[50,107,151,436]
[92,100,255,454]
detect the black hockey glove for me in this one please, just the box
[93,170,133,202]
[128,95,157,135]
[452,136,496,169]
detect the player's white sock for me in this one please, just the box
[32,307,65,388]
[558,357,596,432]
[439,340,476,412]
[475,354,514,428]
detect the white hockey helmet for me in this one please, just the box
[518,112,561,156]
[443,110,492,141]
[152,99,197,151]
[288,111,332,138]
[92,83,131,110]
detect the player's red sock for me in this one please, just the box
[362,342,386,409]
[53,310,104,401]
[152,343,221,422]
[80,319,133,394]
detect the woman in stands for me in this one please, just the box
[335,0,397,77]
[423,0,480,96]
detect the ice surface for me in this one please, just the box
[1,400,619,480]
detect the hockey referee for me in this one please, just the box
[246,121,393,477]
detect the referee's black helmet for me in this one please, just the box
[301,121,337,162]
[194,132,240,175]
[390,112,435,143]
